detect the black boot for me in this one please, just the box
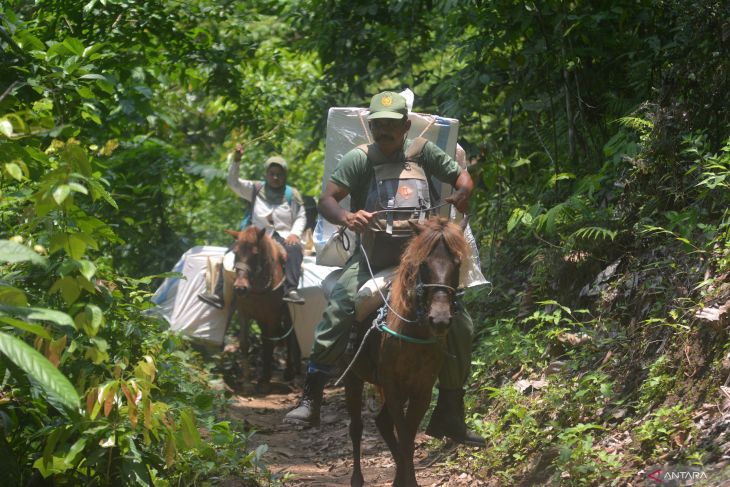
[426,388,485,447]
[283,371,328,426]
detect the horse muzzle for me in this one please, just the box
[428,302,453,337]
[233,280,251,294]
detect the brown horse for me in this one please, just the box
[344,216,469,487]
[224,227,300,391]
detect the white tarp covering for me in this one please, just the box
[150,246,230,347]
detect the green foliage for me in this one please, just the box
[635,405,694,458]
[1,0,728,483]
[637,355,676,412]
[0,330,80,411]
[555,423,621,486]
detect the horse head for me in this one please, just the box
[224,226,271,294]
[392,216,469,337]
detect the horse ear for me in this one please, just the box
[224,229,240,239]
[256,227,267,241]
[459,213,470,232]
[408,220,424,235]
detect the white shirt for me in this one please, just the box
[227,156,307,239]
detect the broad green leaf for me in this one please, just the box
[62,37,85,56]
[74,304,103,337]
[75,259,96,280]
[76,275,97,294]
[0,331,80,411]
[61,145,91,177]
[50,276,81,305]
[33,455,71,478]
[68,235,87,259]
[53,184,71,205]
[49,233,89,259]
[69,182,88,195]
[85,338,109,364]
[86,178,118,208]
[507,208,525,233]
[76,86,95,99]
[0,305,74,328]
[79,73,108,81]
[65,437,87,466]
[0,240,48,266]
[0,316,52,340]
[179,408,201,448]
[32,98,53,112]
[0,285,28,306]
[74,232,98,251]
[5,162,23,180]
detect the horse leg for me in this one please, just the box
[345,375,365,487]
[255,327,274,393]
[375,406,398,465]
[237,310,251,386]
[400,393,431,487]
[383,394,409,487]
[283,308,300,381]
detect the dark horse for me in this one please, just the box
[344,216,469,487]
[224,226,300,391]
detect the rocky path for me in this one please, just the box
[226,380,485,486]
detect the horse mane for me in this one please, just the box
[389,217,468,320]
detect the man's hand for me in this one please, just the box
[446,169,474,214]
[234,143,244,163]
[445,188,470,213]
[285,234,301,246]
[344,210,374,233]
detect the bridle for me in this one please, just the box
[232,255,284,294]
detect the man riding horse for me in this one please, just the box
[284,91,485,447]
[199,145,307,308]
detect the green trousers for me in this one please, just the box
[309,253,473,389]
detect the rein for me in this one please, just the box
[373,304,440,345]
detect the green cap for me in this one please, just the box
[367,91,408,120]
[264,155,287,171]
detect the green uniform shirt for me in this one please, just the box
[330,139,462,212]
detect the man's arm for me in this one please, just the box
[444,169,474,214]
[318,181,374,232]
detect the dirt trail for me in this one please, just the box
[226,379,486,486]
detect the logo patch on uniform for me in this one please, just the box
[381,95,392,107]
[398,185,412,198]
